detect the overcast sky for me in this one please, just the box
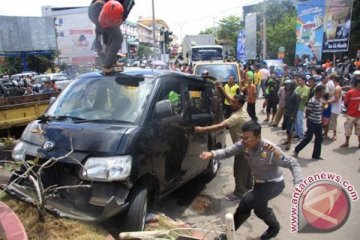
[0,0,262,39]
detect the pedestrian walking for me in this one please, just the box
[282,80,300,151]
[223,75,240,119]
[326,75,342,141]
[243,78,258,121]
[264,75,280,123]
[259,65,270,98]
[271,83,286,127]
[254,65,262,98]
[340,78,360,148]
[294,75,310,141]
[293,85,325,160]
[200,121,303,240]
[195,86,252,201]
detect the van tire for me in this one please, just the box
[123,185,148,231]
[204,157,219,180]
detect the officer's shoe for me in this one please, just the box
[214,233,227,240]
[260,210,280,239]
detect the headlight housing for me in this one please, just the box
[80,155,132,181]
[12,141,25,161]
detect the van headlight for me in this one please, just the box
[12,141,25,161]
[81,156,132,181]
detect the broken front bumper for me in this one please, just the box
[2,171,130,222]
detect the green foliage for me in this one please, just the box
[1,51,57,75]
[137,43,153,58]
[26,51,57,73]
[2,56,23,75]
[0,137,16,150]
[267,14,297,63]
[199,15,243,55]
[199,27,216,35]
[216,15,242,50]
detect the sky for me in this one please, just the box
[0,0,262,40]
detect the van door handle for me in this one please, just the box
[183,126,194,137]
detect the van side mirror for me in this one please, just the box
[155,99,173,120]
[49,96,56,105]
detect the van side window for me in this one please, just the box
[188,83,209,115]
[157,83,182,116]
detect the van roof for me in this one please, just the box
[79,69,214,84]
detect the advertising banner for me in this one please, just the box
[322,0,353,52]
[55,12,96,66]
[236,30,246,61]
[245,12,257,60]
[295,0,325,61]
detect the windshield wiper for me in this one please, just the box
[52,115,87,121]
[72,119,134,124]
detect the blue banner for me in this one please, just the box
[295,0,325,62]
[236,30,246,62]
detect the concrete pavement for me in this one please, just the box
[159,98,360,240]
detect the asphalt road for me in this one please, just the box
[158,99,360,240]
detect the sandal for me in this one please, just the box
[285,145,290,151]
[332,136,337,141]
[340,143,349,148]
[102,67,116,75]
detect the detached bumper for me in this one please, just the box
[3,180,130,222]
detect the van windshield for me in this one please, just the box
[46,75,155,124]
[194,64,239,83]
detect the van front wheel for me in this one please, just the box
[204,157,219,180]
[123,185,148,231]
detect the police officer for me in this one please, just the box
[200,120,303,240]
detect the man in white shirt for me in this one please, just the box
[259,66,270,98]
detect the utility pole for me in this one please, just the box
[262,0,267,60]
[151,0,156,63]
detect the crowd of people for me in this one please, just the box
[220,59,360,151]
[0,75,60,97]
[195,57,359,240]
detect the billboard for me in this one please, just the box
[245,13,257,60]
[236,30,246,61]
[54,12,96,65]
[0,16,57,52]
[322,0,353,52]
[295,0,325,61]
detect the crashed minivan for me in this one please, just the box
[6,69,226,231]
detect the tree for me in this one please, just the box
[2,56,23,75]
[266,14,297,64]
[199,27,216,35]
[137,43,153,59]
[216,15,243,51]
[198,15,243,54]
[27,51,57,74]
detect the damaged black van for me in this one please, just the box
[6,69,226,231]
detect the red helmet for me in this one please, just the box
[99,0,124,28]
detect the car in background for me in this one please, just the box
[262,59,285,78]
[33,73,72,92]
[193,62,241,85]
[11,72,38,82]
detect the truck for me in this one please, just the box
[0,93,59,134]
[181,35,223,66]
